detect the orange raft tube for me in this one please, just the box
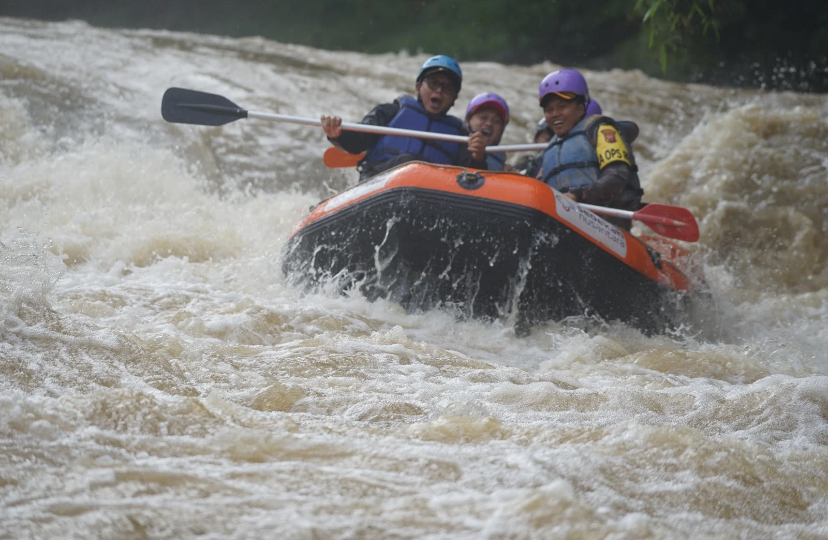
[281,162,708,334]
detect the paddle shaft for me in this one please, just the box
[248,111,475,143]
[487,143,548,153]
[580,203,680,227]
[249,111,548,153]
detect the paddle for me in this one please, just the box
[580,202,700,242]
[163,87,476,143]
[162,87,550,151]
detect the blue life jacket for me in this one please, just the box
[540,118,599,191]
[540,116,642,203]
[363,96,465,166]
[485,152,506,171]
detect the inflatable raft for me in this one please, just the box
[281,162,707,335]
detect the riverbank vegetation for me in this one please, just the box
[3,0,826,91]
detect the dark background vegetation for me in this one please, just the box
[2,0,827,92]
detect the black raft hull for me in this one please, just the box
[281,162,701,334]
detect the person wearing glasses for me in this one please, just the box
[321,55,487,180]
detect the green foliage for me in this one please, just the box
[3,0,826,90]
[634,0,725,73]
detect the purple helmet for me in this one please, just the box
[538,69,589,106]
[465,92,509,124]
[585,98,602,116]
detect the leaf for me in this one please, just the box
[670,13,680,31]
[659,44,668,73]
[643,0,662,23]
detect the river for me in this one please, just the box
[2,17,828,539]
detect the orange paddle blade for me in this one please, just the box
[323,147,365,168]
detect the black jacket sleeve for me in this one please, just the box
[327,100,401,154]
[572,162,631,206]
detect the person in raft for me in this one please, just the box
[321,55,488,180]
[517,97,640,179]
[514,117,554,177]
[535,69,644,229]
[587,98,641,147]
[464,92,509,171]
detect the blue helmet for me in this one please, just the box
[417,55,462,92]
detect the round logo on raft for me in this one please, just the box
[554,191,627,258]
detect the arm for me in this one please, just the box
[455,129,488,169]
[569,162,630,205]
[321,100,401,154]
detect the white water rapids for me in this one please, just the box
[2,17,828,539]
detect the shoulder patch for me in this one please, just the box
[595,124,631,169]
